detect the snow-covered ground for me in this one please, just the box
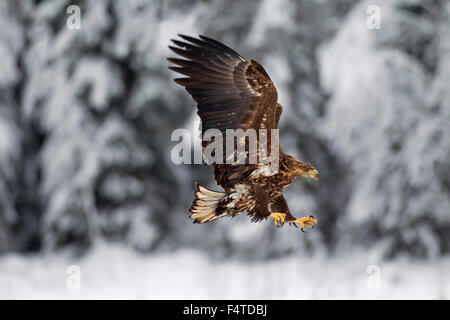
[0,243,449,299]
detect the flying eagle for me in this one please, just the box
[168,35,319,231]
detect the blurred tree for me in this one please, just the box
[0,1,25,253]
[320,0,450,258]
[18,0,194,251]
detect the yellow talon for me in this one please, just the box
[290,215,318,231]
[270,212,287,226]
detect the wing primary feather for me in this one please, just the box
[171,40,237,67]
[171,39,235,66]
[198,34,245,61]
[167,57,231,75]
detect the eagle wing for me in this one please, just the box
[168,35,283,189]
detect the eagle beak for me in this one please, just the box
[309,169,319,181]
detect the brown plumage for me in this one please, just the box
[168,34,319,230]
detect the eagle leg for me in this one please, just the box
[269,212,287,226]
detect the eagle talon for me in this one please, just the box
[270,212,287,227]
[289,216,318,232]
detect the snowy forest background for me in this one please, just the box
[0,0,449,299]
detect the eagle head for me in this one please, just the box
[306,166,319,181]
[286,157,319,181]
[300,163,319,181]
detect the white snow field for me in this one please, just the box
[0,243,449,299]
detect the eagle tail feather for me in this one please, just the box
[189,182,229,223]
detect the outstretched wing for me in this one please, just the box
[168,34,282,134]
[168,35,282,189]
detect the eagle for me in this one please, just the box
[168,35,319,231]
